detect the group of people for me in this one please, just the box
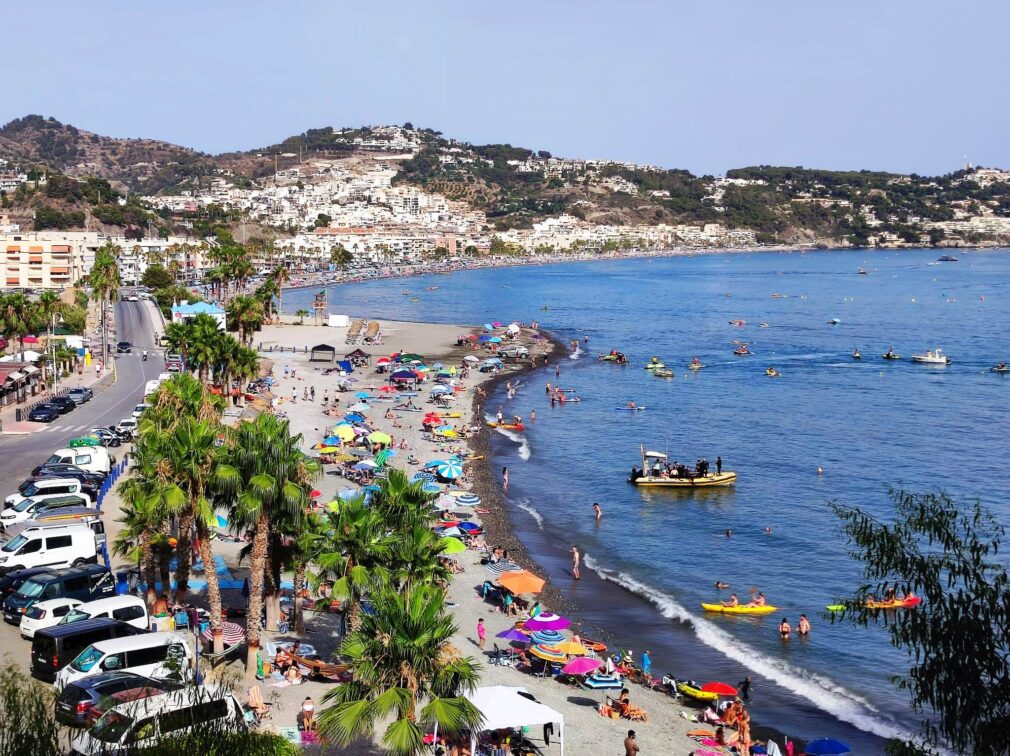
[630,455,723,480]
[779,615,810,638]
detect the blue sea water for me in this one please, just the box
[288,249,1010,749]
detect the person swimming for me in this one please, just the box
[779,618,791,638]
[715,581,730,589]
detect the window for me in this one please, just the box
[45,535,72,550]
[64,576,88,593]
[128,645,167,667]
[71,645,103,672]
[124,716,155,744]
[113,605,145,623]
[1,534,26,553]
[100,653,125,670]
[190,699,229,726]
[42,583,60,599]
[20,539,43,555]
[75,455,92,466]
[52,604,73,618]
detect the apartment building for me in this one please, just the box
[1,231,101,290]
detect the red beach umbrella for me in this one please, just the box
[701,681,738,696]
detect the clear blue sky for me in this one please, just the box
[4,1,1007,175]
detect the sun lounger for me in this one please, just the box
[345,320,364,344]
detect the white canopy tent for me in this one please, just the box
[464,685,565,756]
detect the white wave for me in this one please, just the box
[494,426,532,461]
[570,346,584,360]
[516,499,545,529]
[582,555,909,742]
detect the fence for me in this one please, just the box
[258,343,311,354]
[97,456,128,572]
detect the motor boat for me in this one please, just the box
[858,268,868,275]
[629,446,736,488]
[733,347,751,356]
[911,349,951,365]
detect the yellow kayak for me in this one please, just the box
[701,603,778,615]
[677,682,719,703]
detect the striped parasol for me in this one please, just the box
[530,629,565,645]
[456,493,481,506]
[411,471,436,483]
[582,673,624,690]
[436,459,464,479]
[529,643,567,663]
[201,621,246,645]
[486,560,524,575]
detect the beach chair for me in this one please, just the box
[345,320,363,344]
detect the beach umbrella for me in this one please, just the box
[338,489,363,501]
[368,431,391,444]
[400,353,424,362]
[463,355,479,363]
[354,391,370,399]
[483,323,494,331]
[333,453,356,463]
[492,321,503,328]
[316,446,341,454]
[486,560,524,575]
[440,537,467,555]
[423,459,445,469]
[347,449,369,457]
[376,356,392,365]
[804,739,852,755]
[457,522,481,533]
[456,493,481,506]
[701,682,738,696]
[374,449,394,466]
[530,629,565,645]
[489,336,502,343]
[525,613,571,631]
[354,460,378,470]
[583,673,624,690]
[201,621,246,645]
[496,628,531,644]
[344,413,365,423]
[332,425,356,442]
[436,459,463,480]
[498,570,546,596]
[562,657,601,675]
[322,435,341,445]
[439,526,463,537]
[378,385,396,393]
[348,402,370,412]
[556,641,589,657]
[430,385,453,395]
[530,644,566,663]
[411,471,436,483]
[478,335,493,342]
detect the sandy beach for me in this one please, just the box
[103,315,725,754]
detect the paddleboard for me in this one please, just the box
[614,406,646,411]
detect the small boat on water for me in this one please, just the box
[759,322,769,328]
[827,596,921,612]
[827,318,841,325]
[992,363,1009,374]
[911,348,951,365]
[652,368,674,378]
[733,347,751,356]
[771,293,787,299]
[729,319,746,326]
[852,349,862,360]
[702,602,778,615]
[644,357,666,370]
[629,447,736,488]
[883,350,901,360]
[488,422,526,431]
[938,255,959,262]
[858,268,868,275]
[765,367,780,377]
[688,361,705,371]
[599,352,628,364]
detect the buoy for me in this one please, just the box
[817,466,823,475]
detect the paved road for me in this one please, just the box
[0,301,163,496]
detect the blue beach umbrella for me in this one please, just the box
[322,436,340,445]
[343,413,365,423]
[478,335,493,342]
[530,629,565,645]
[583,674,624,690]
[484,323,494,331]
[422,482,442,494]
[423,459,445,469]
[436,459,464,479]
[489,336,502,343]
[355,391,370,399]
[411,471,436,483]
[805,739,852,755]
[456,493,481,506]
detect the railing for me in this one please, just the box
[258,343,311,354]
[15,385,73,422]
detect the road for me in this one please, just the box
[0,300,163,497]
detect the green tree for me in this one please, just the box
[295,308,309,324]
[226,295,264,346]
[87,244,122,361]
[831,490,1010,754]
[142,263,175,289]
[318,584,482,755]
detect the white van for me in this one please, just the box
[55,632,192,691]
[60,595,149,630]
[5,478,92,508]
[45,447,112,477]
[1,494,91,530]
[69,685,244,754]
[144,379,163,396]
[0,523,97,573]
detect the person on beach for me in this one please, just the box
[529,601,542,618]
[798,614,811,636]
[571,545,581,579]
[496,407,504,424]
[593,502,603,520]
[502,466,509,491]
[310,385,316,401]
[722,593,739,608]
[779,617,791,638]
[640,649,651,677]
[477,618,486,650]
[624,730,639,756]
[291,387,297,403]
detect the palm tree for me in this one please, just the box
[369,468,438,532]
[160,418,224,650]
[88,244,122,362]
[317,584,482,755]
[226,295,264,346]
[295,309,309,325]
[388,524,451,591]
[184,314,224,382]
[0,293,37,356]
[143,372,225,433]
[215,414,318,676]
[270,265,290,320]
[313,497,391,632]
[114,476,170,608]
[253,277,278,321]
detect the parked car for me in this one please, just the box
[65,387,93,404]
[31,618,147,682]
[19,470,104,495]
[49,396,78,415]
[501,345,530,359]
[30,462,104,481]
[3,563,112,622]
[68,684,243,752]
[116,341,132,353]
[42,447,112,477]
[131,403,150,419]
[2,495,92,530]
[28,404,60,423]
[0,525,100,579]
[116,418,138,438]
[60,595,149,631]
[31,509,107,547]
[0,567,50,601]
[55,632,193,691]
[85,428,121,448]
[19,597,83,639]
[55,671,183,728]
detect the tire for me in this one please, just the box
[72,559,86,567]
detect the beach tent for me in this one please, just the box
[464,686,565,756]
[345,348,371,364]
[309,344,337,363]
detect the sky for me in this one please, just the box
[3,1,1008,176]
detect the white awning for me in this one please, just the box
[22,365,39,374]
[465,686,565,756]
[644,450,668,459]
[5,371,25,382]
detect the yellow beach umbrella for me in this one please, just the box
[333,453,356,463]
[368,431,392,444]
[317,446,340,454]
[333,425,356,442]
[555,641,589,656]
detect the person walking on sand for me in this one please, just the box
[323,388,329,404]
[502,466,509,491]
[593,502,603,520]
[310,385,316,401]
[571,546,581,579]
[624,730,639,756]
[477,618,486,650]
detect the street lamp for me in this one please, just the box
[50,313,65,393]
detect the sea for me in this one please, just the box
[288,248,1010,750]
